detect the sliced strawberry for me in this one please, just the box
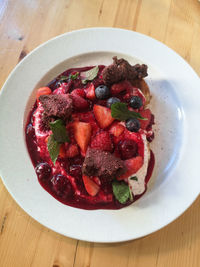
[117,156,143,180]
[71,94,89,110]
[52,86,65,95]
[82,175,100,196]
[36,87,51,101]
[93,104,114,129]
[65,144,79,158]
[73,121,92,154]
[111,80,132,95]
[71,88,86,98]
[59,144,66,158]
[109,123,125,137]
[85,83,96,100]
[91,131,113,152]
[139,109,152,130]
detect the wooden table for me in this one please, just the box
[0,0,200,266]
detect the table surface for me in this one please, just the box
[0,0,200,266]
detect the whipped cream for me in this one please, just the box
[128,134,150,196]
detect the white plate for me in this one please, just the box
[0,28,200,243]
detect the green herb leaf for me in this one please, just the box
[47,134,61,164]
[70,72,79,80]
[111,102,147,121]
[49,119,70,143]
[112,180,130,204]
[130,176,138,181]
[81,66,99,84]
[59,72,79,83]
[59,75,68,82]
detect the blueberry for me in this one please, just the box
[35,162,51,180]
[106,97,121,108]
[95,85,110,99]
[129,96,143,109]
[125,118,140,132]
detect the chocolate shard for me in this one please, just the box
[39,94,73,120]
[102,56,148,86]
[82,148,126,180]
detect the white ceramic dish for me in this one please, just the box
[0,28,200,243]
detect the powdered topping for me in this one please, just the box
[82,148,126,180]
[39,94,73,121]
[102,56,148,85]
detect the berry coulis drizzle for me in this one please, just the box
[25,66,155,210]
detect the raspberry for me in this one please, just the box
[71,88,86,98]
[65,144,79,158]
[139,109,152,130]
[70,94,89,110]
[91,131,113,152]
[111,80,132,95]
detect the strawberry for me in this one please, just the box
[52,86,65,95]
[139,109,152,130]
[111,80,132,95]
[109,123,125,137]
[117,156,143,180]
[73,121,92,154]
[36,87,51,101]
[65,144,79,158]
[71,88,86,98]
[93,104,114,129]
[59,144,66,158]
[91,131,113,152]
[85,83,96,100]
[82,175,100,196]
[70,94,89,110]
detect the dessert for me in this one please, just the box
[25,57,155,210]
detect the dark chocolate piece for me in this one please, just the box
[39,94,73,121]
[82,148,126,180]
[102,56,148,85]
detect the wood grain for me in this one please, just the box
[0,0,200,266]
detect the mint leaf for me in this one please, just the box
[112,180,130,204]
[48,120,70,165]
[49,119,70,143]
[111,102,147,121]
[47,135,61,164]
[81,66,99,84]
[59,72,79,82]
[70,72,79,80]
[59,75,68,82]
[130,176,138,181]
